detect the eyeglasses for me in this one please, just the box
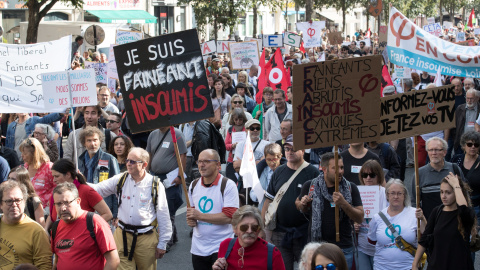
[2,198,23,206]
[388,192,405,197]
[53,198,77,207]
[196,159,219,165]
[233,101,243,105]
[266,158,279,163]
[361,172,377,178]
[33,132,45,136]
[315,264,336,270]
[106,120,119,124]
[125,159,144,165]
[239,224,261,233]
[427,149,444,153]
[273,98,284,102]
[238,247,245,268]
[466,142,480,148]
[98,94,109,97]
[284,146,294,152]
[249,126,261,131]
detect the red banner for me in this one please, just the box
[255,49,291,103]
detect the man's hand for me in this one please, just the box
[186,218,197,227]
[173,176,182,186]
[332,192,348,208]
[300,195,312,206]
[187,207,201,221]
[212,257,227,270]
[155,248,166,259]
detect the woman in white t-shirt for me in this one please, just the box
[367,179,427,270]
[355,160,388,270]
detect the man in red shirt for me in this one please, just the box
[51,182,119,270]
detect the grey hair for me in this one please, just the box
[466,89,477,96]
[264,143,282,156]
[403,78,413,88]
[0,180,28,203]
[385,179,411,207]
[425,137,448,151]
[231,205,264,231]
[200,149,221,162]
[464,77,474,84]
[299,242,323,270]
[129,147,150,163]
[460,131,480,147]
[221,67,230,73]
[35,123,55,140]
[53,182,79,198]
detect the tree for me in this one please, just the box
[25,0,83,43]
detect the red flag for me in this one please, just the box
[299,41,306,53]
[255,49,267,104]
[468,8,475,28]
[256,49,291,103]
[381,65,393,96]
[365,28,371,38]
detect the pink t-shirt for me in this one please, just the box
[26,162,55,208]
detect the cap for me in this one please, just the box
[383,85,396,95]
[212,58,220,62]
[245,119,261,128]
[285,134,294,146]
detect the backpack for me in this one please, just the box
[116,172,160,212]
[224,237,274,270]
[51,212,97,252]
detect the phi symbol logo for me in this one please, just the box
[307,28,315,38]
[390,12,415,46]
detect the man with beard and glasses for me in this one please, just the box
[50,182,119,270]
[456,89,480,155]
[77,126,119,222]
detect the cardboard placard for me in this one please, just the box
[358,186,380,219]
[41,69,97,108]
[229,41,260,70]
[284,32,302,47]
[327,32,343,45]
[378,85,455,142]
[201,40,216,55]
[216,40,233,53]
[263,34,283,47]
[113,28,214,133]
[292,55,382,150]
[115,29,143,45]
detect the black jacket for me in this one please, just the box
[191,120,227,163]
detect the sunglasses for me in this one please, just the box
[315,264,336,270]
[249,126,261,131]
[466,142,480,148]
[106,120,119,124]
[233,101,243,105]
[361,172,377,178]
[239,224,261,233]
[125,159,144,165]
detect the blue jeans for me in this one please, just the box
[356,250,374,270]
[342,246,354,270]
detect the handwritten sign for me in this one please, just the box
[423,23,442,37]
[229,41,260,70]
[201,40,216,55]
[0,36,71,113]
[379,85,456,142]
[292,55,382,150]
[358,186,381,219]
[231,131,247,145]
[115,29,143,45]
[41,69,97,108]
[284,32,301,47]
[263,34,283,47]
[85,62,107,84]
[113,28,214,133]
[327,32,343,45]
[244,37,263,52]
[296,21,325,48]
[216,40,233,53]
[427,17,435,25]
[443,21,453,29]
[378,25,388,57]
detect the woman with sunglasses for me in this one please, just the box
[452,131,480,224]
[355,160,388,270]
[7,166,45,227]
[108,135,134,173]
[44,158,113,231]
[213,205,285,270]
[221,94,253,139]
[310,243,348,270]
[224,108,248,182]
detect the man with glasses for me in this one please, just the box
[297,152,363,270]
[98,86,119,114]
[90,147,172,269]
[212,205,285,270]
[264,89,293,142]
[233,119,269,173]
[50,182,119,269]
[0,180,52,269]
[106,113,123,136]
[411,137,465,219]
[187,149,239,270]
[455,90,480,155]
[348,41,361,55]
[261,135,319,270]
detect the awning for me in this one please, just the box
[86,10,157,24]
[282,10,305,16]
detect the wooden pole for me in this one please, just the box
[170,126,191,208]
[414,136,421,240]
[334,145,340,242]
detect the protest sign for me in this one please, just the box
[296,21,325,48]
[448,27,457,36]
[113,28,214,133]
[107,44,118,93]
[388,7,480,77]
[244,37,263,52]
[263,34,283,47]
[115,29,143,45]
[423,23,442,37]
[379,85,455,142]
[327,32,343,45]
[443,21,453,29]
[216,40,233,53]
[284,32,301,47]
[41,69,97,108]
[456,31,466,42]
[358,186,380,219]
[229,41,260,70]
[394,65,410,79]
[0,36,71,113]
[363,38,372,47]
[427,17,435,24]
[292,55,382,150]
[85,62,107,84]
[378,25,388,56]
[201,40,216,55]
[475,28,480,35]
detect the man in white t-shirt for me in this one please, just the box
[187,149,239,270]
[233,119,269,172]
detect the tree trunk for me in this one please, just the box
[214,16,218,41]
[26,2,40,43]
[462,6,466,26]
[253,5,258,38]
[366,10,370,31]
[285,0,288,31]
[306,0,313,22]
[439,0,443,25]
[451,3,455,23]
[342,0,346,34]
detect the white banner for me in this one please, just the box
[107,44,118,93]
[0,36,71,113]
[284,31,302,47]
[262,34,283,47]
[229,41,260,70]
[357,186,380,219]
[388,7,480,77]
[201,40,216,55]
[240,131,264,201]
[216,40,233,53]
[115,29,143,45]
[296,21,325,48]
[42,69,97,108]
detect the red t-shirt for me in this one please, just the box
[218,237,285,270]
[51,212,116,269]
[51,184,103,221]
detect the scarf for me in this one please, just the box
[311,171,353,241]
[262,101,274,113]
[84,151,100,183]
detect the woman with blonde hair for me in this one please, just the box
[220,94,253,138]
[19,137,55,212]
[237,70,255,96]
